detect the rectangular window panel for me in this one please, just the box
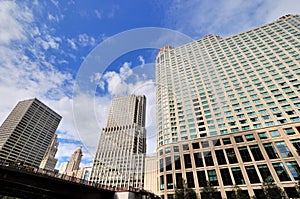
[290,139,300,155]
[215,149,227,165]
[186,172,195,188]
[220,168,233,186]
[194,152,204,167]
[166,174,173,189]
[238,147,252,162]
[232,167,245,185]
[245,134,255,141]
[166,157,172,171]
[174,155,181,170]
[258,132,268,139]
[184,154,192,168]
[160,175,164,190]
[176,173,183,188]
[204,152,214,166]
[208,169,219,186]
[226,148,238,164]
[258,164,274,182]
[263,143,279,159]
[234,136,244,143]
[160,158,164,172]
[250,145,264,161]
[245,166,260,183]
[275,141,292,158]
[197,171,206,187]
[286,161,300,180]
[273,163,290,181]
[222,138,231,145]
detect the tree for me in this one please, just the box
[261,180,286,199]
[174,179,197,199]
[230,185,249,199]
[201,181,219,199]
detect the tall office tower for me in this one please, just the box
[0,98,61,168]
[39,134,59,171]
[90,95,146,188]
[156,15,300,199]
[65,146,82,175]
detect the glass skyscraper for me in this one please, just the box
[156,14,300,198]
[90,95,146,188]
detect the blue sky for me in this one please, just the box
[0,0,299,169]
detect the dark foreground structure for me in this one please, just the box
[0,161,159,199]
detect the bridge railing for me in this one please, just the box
[0,159,142,193]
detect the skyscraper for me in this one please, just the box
[0,98,61,168]
[65,146,83,175]
[39,134,59,171]
[156,15,300,198]
[90,95,146,188]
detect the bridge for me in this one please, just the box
[0,161,159,199]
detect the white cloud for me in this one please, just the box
[67,38,77,50]
[94,9,102,19]
[78,33,96,47]
[138,55,145,68]
[0,1,33,44]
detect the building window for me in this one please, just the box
[176,173,183,188]
[275,141,292,158]
[270,130,280,137]
[273,163,291,181]
[238,147,252,162]
[160,175,164,190]
[286,161,300,180]
[223,138,231,145]
[204,151,214,166]
[165,147,171,153]
[212,139,221,146]
[183,144,189,151]
[197,171,206,187]
[160,159,164,172]
[184,154,192,168]
[215,149,227,165]
[220,168,233,186]
[234,136,244,143]
[284,128,295,135]
[159,149,163,155]
[166,157,172,171]
[192,142,200,149]
[250,145,264,161]
[258,164,274,182]
[258,132,268,139]
[245,166,260,183]
[201,141,209,148]
[226,148,238,164]
[263,143,279,159]
[245,134,255,141]
[232,167,245,185]
[186,172,195,188]
[194,152,204,167]
[166,174,173,189]
[208,170,219,186]
[174,155,181,170]
[173,146,179,152]
[290,139,300,155]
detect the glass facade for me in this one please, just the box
[156,15,300,198]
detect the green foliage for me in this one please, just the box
[201,181,219,199]
[261,180,286,199]
[230,185,249,199]
[174,179,197,199]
